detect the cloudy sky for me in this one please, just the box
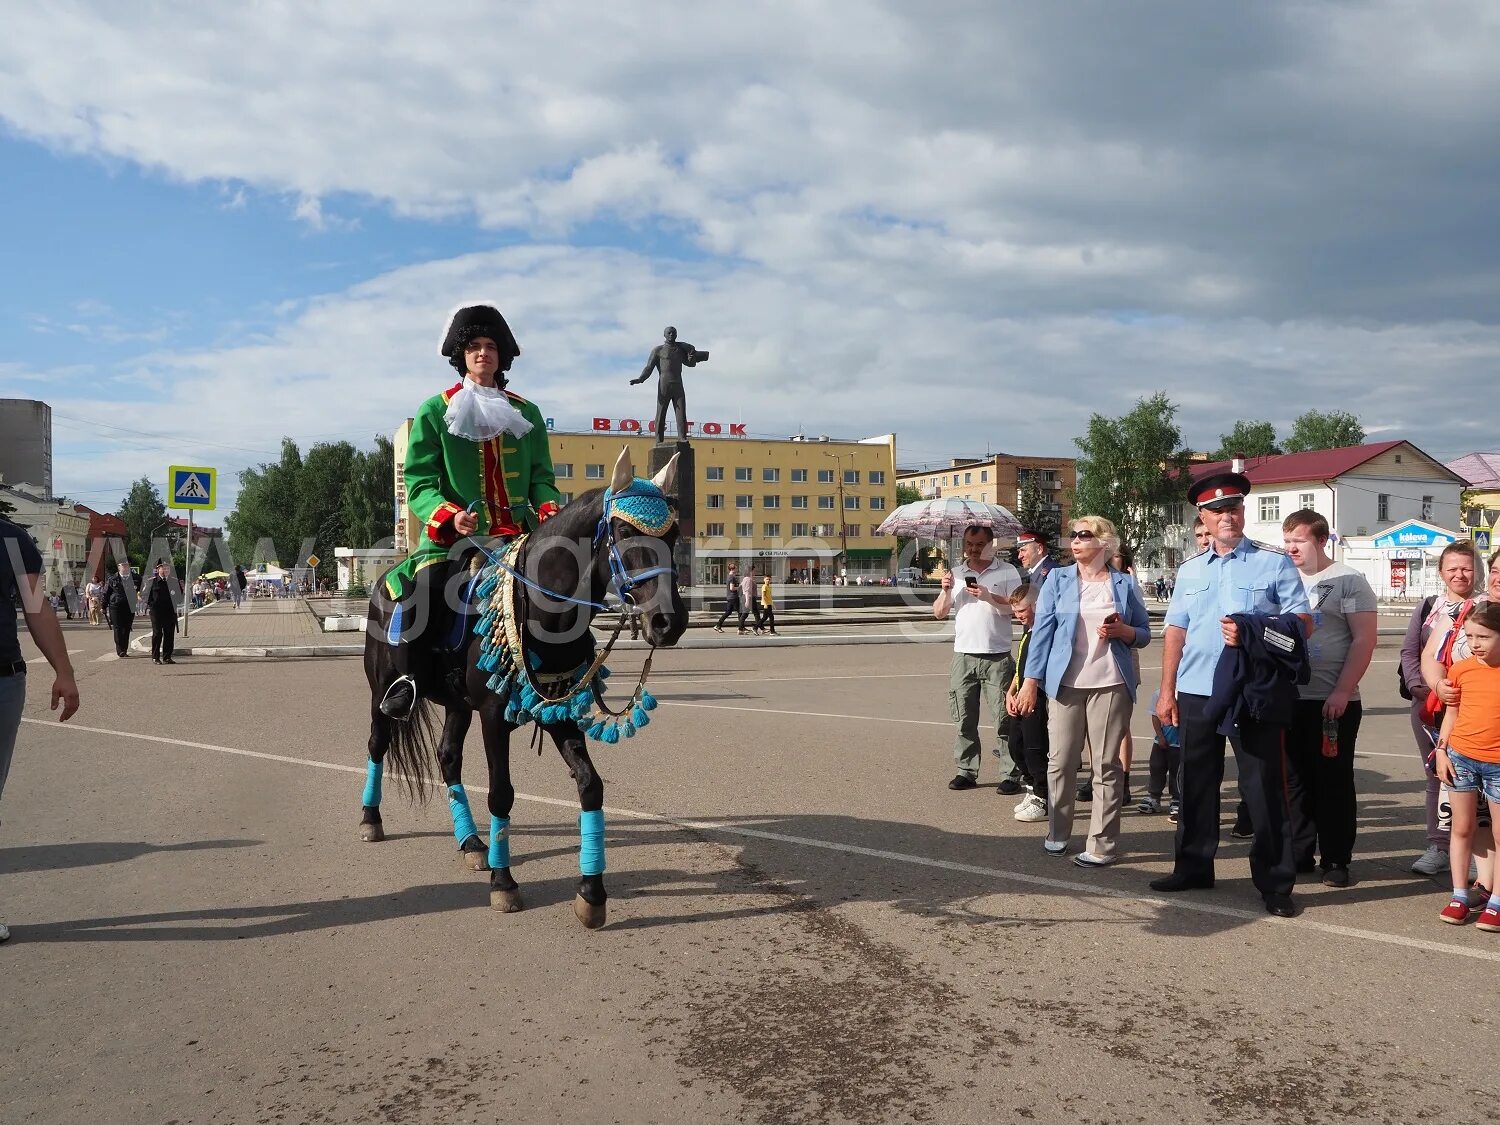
[3,1,1498,516]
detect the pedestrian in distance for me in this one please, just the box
[1434,602,1500,931]
[713,562,740,633]
[738,564,765,635]
[1,516,81,943]
[759,573,778,636]
[101,561,136,658]
[1014,515,1152,866]
[143,561,179,665]
[1152,472,1312,918]
[1280,509,1377,888]
[934,524,1022,791]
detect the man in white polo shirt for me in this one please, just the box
[935,524,1023,790]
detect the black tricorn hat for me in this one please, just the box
[1189,471,1252,510]
[441,305,520,361]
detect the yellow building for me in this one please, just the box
[549,430,899,584]
[897,454,1077,530]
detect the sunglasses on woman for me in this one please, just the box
[1070,530,1097,540]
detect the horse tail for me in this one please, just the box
[383,697,440,803]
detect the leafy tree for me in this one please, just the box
[1210,420,1280,461]
[1014,472,1065,561]
[1071,392,1191,558]
[117,477,168,568]
[1282,410,1365,454]
[341,434,396,549]
[227,438,305,566]
[895,481,923,507]
[297,440,358,579]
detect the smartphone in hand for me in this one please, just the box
[1103,612,1120,624]
[964,576,979,589]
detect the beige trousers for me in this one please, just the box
[1046,683,1133,859]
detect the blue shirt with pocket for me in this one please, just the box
[1164,539,1310,698]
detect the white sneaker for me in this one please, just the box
[1043,838,1068,856]
[1013,794,1048,822]
[1411,844,1449,876]
[0,921,9,943]
[1072,852,1115,868]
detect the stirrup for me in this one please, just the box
[379,675,417,720]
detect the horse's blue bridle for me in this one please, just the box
[470,481,677,611]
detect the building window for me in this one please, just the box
[844,495,860,510]
[1042,470,1058,483]
[817,523,836,537]
[1378,494,1390,521]
[869,470,885,485]
[1298,492,1315,511]
[963,472,972,484]
[736,495,753,509]
[791,495,808,509]
[844,523,861,539]
[791,468,808,483]
[735,467,752,482]
[1258,495,1280,522]
[704,522,725,537]
[706,466,724,481]
[843,469,860,485]
[554,463,574,479]
[706,494,724,509]
[980,470,988,482]
[952,474,960,486]
[763,495,781,508]
[791,522,810,537]
[763,467,780,483]
[559,492,573,504]
[736,522,753,538]
[585,463,605,480]
[818,495,835,509]
[1422,495,1433,521]
[763,522,781,538]
[870,496,886,511]
[818,468,834,484]
[870,525,884,538]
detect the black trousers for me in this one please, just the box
[1285,698,1361,868]
[1007,693,1050,796]
[1174,693,1295,897]
[110,613,133,656]
[715,594,740,630]
[150,619,176,661]
[1148,738,1181,801]
[738,601,764,631]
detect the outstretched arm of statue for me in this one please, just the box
[631,352,658,385]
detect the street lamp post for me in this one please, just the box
[825,452,849,580]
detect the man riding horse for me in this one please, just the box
[379,304,562,719]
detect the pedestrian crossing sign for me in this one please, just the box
[168,465,217,510]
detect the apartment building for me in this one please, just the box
[896,454,1077,530]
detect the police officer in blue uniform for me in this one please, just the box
[1151,472,1313,916]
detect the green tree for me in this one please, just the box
[117,477,168,567]
[297,440,358,579]
[226,438,305,565]
[1210,419,1280,461]
[341,434,396,549]
[892,481,924,564]
[1014,472,1062,559]
[1071,392,1191,557]
[1282,410,1365,454]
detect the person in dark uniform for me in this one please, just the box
[1151,471,1313,917]
[143,562,179,664]
[101,562,136,658]
[630,326,708,442]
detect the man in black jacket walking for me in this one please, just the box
[143,562,179,664]
[101,562,136,658]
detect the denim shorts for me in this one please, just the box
[1444,748,1500,803]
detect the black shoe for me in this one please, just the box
[379,675,417,719]
[1076,784,1093,803]
[947,774,978,791]
[152,657,161,664]
[1264,893,1297,917]
[1230,817,1254,839]
[1295,859,1317,875]
[163,657,176,665]
[1149,872,1214,892]
[997,777,1023,795]
[1322,864,1350,888]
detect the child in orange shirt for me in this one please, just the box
[1436,603,1500,929]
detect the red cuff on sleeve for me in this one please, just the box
[536,501,560,523]
[425,501,463,545]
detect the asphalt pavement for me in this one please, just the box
[0,616,1481,1124]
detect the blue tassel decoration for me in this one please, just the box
[598,666,612,680]
[639,691,657,711]
[622,720,636,738]
[632,705,649,728]
[586,721,605,740]
[602,724,621,744]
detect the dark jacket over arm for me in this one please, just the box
[1205,612,1311,737]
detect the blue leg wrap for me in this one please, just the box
[448,784,479,845]
[489,815,511,869]
[579,809,605,876]
[362,759,383,807]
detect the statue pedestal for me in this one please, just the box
[650,441,694,586]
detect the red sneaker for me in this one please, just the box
[1478,906,1500,933]
[1440,898,1472,925]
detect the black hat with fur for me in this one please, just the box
[441,305,520,373]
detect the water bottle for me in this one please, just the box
[1321,715,1339,759]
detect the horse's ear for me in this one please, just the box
[609,447,634,494]
[651,452,680,497]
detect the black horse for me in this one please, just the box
[360,448,688,928]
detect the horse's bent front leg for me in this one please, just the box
[553,725,607,929]
[436,706,487,871]
[479,701,522,911]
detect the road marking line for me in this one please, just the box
[27,650,81,664]
[20,716,1477,961]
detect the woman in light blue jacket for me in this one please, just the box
[1014,515,1151,867]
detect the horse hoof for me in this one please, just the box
[360,823,385,843]
[491,887,524,912]
[461,849,490,873]
[573,894,606,930]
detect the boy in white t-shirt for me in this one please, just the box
[1281,509,1378,888]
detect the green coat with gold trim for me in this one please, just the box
[383,383,561,599]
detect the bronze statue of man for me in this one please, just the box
[630,326,708,442]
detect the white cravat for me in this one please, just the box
[444,378,533,441]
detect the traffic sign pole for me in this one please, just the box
[183,508,192,638]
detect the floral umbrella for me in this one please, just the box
[875,497,1022,539]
